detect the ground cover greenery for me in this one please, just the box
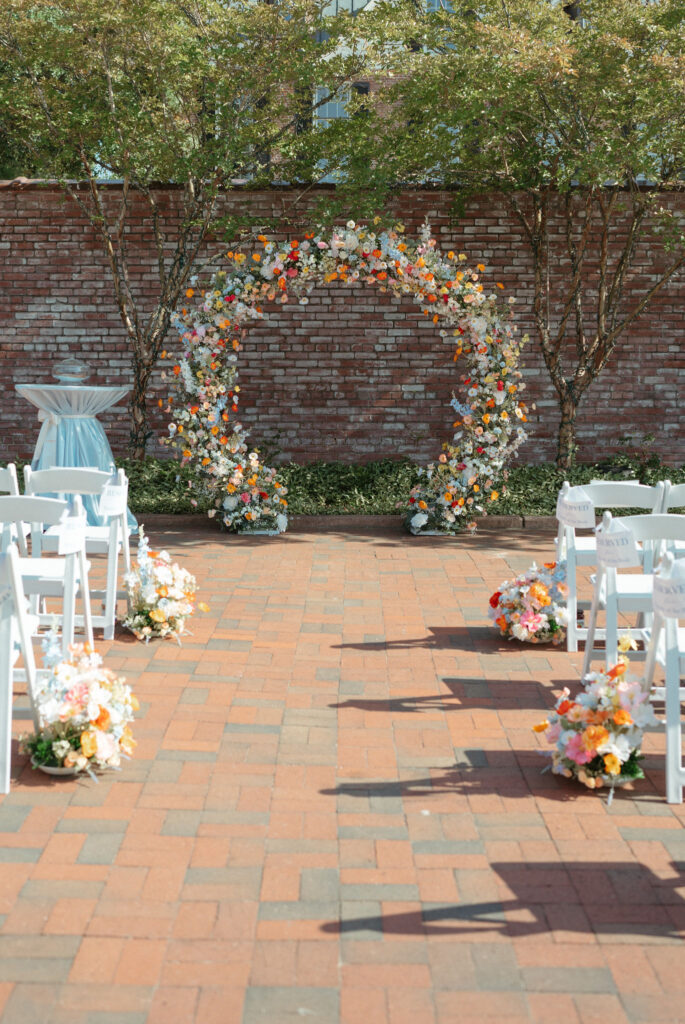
[113,450,685,519]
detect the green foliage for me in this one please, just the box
[113,454,685,518]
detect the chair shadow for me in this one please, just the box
[320,747,665,805]
[322,860,685,940]
[331,675,581,713]
[333,626,543,654]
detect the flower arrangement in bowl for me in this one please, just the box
[488,561,568,644]
[533,638,656,799]
[21,631,138,777]
[123,527,206,642]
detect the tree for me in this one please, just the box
[345,0,685,467]
[0,0,369,457]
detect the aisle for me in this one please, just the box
[1,521,682,1024]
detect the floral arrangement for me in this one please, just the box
[123,527,205,642]
[163,220,528,534]
[488,561,568,644]
[21,631,137,775]
[533,638,656,794]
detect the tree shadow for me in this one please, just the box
[322,860,685,940]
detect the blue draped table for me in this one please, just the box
[16,384,137,531]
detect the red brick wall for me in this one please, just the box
[0,183,682,466]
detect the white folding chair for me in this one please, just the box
[556,480,664,653]
[582,512,685,676]
[0,463,28,556]
[0,495,94,656]
[24,467,130,640]
[0,544,42,793]
[643,552,685,804]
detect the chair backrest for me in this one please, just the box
[0,464,20,497]
[0,495,86,556]
[24,466,111,497]
[603,512,685,572]
[580,480,664,513]
[662,480,685,512]
[24,466,128,519]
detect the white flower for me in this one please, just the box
[410,512,429,530]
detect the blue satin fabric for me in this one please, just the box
[32,417,137,532]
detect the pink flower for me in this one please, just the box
[240,492,251,504]
[546,722,561,744]
[520,610,544,633]
[565,732,593,765]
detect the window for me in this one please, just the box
[322,0,372,13]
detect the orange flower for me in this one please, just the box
[583,725,609,752]
[185,288,194,298]
[490,491,499,501]
[529,582,551,607]
[198,602,210,613]
[157,585,169,598]
[603,753,621,776]
[477,263,485,272]
[482,414,490,424]
[211,425,219,435]
[80,730,97,758]
[149,608,166,623]
[532,720,549,733]
[418,500,428,509]
[606,661,627,679]
[613,709,633,726]
[173,365,181,375]
[91,706,111,731]
[496,282,504,289]
[496,615,507,632]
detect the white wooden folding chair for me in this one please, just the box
[556,480,664,653]
[24,467,130,640]
[0,544,42,793]
[0,495,94,656]
[582,512,685,676]
[643,552,685,804]
[0,463,28,556]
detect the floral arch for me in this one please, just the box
[162,220,529,534]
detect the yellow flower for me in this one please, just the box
[198,602,210,613]
[603,753,621,776]
[490,491,499,501]
[80,730,97,758]
[149,608,167,623]
[618,634,638,653]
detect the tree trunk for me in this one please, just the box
[556,390,579,470]
[129,351,153,460]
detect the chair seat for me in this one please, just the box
[17,556,90,596]
[43,525,122,554]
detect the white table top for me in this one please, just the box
[16,384,129,418]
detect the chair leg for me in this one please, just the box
[62,555,76,656]
[0,615,13,795]
[664,621,683,805]
[643,615,662,695]
[604,571,619,671]
[566,547,578,654]
[581,569,604,678]
[103,522,120,641]
[77,548,94,648]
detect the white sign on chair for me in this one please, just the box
[556,485,595,529]
[595,512,640,568]
[653,553,685,619]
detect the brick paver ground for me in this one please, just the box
[2,518,684,1024]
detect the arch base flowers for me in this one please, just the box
[163,221,529,534]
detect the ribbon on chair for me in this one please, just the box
[33,409,60,462]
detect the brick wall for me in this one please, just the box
[0,183,683,466]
